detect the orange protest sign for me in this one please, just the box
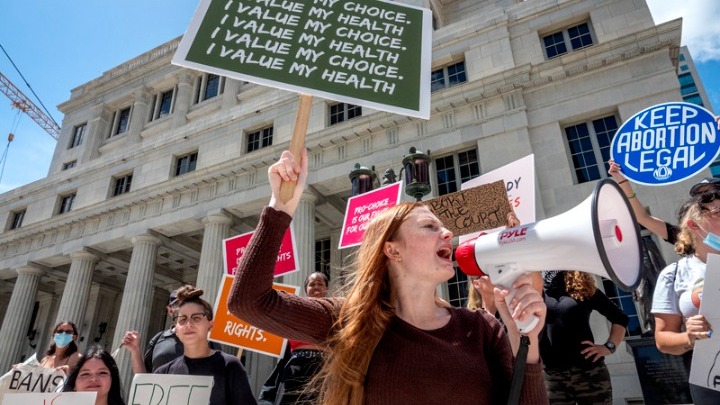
[210,274,298,358]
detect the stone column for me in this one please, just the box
[284,192,316,289]
[55,251,98,329]
[111,234,160,388]
[83,105,111,161]
[0,265,44,372]
[221,79,241,109]
[196,212,233,307]
[172,71,195,128]
[126,87,150,144]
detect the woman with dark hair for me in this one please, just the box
[40,321,83,374]
[229,149,548,405]
[148,285,257,405]
[63,344,125,405]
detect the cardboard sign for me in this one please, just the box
[425,180,512,237]
[611,102,719,185]
[339,181,403,249]
[2,392,96,405]
[224,227,298,277]
[127,374,213,405]
[459,154,536,243]
[0,354,66,403]
[172,0,432,119]
[689,253,720,392]
[210,274,298,357]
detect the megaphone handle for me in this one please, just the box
[495,271,540,334]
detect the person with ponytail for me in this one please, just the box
[150,285,256,405]
[228,149,548,405]
[40,321,83,374]
[652,194,720,403]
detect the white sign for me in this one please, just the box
[0,354,66,403]
[689,253,720,391]
[128,374,213,405]
[459,154,536,243]
[2,392,96,405]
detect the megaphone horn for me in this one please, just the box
[455,178,642,333]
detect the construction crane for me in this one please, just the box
[0,70,60,140]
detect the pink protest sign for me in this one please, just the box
[339,182,403,249]
[223,227,298,277]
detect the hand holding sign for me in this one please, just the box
[279,94,313,203]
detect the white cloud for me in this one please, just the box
[646,0,720,62]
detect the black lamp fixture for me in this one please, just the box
[349,147,432,201]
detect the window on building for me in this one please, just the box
[431,61,467,92]
[58,193,76,215]
[565,115,618,184]
[113,173,133,197]
[315,238,331,276]
[194,74,225,104]
[175,151,198,176]
[329,103,362,125]
[110,106,131,137]
[543,22,594,59]
[150,88,175,121]
[680,65,689,72]
[247,126,273,153]
[678,73,704,106]
[69,123,86,149]
[679,53,686,61]
[602,279,642,337]
[62,160,77,170]
[10,209,25,230]
[447,265,469,307]
[435,148,480,196]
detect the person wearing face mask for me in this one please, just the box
[40,321,83,375]
[652,193,720,404]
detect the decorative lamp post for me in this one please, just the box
[402,147,432,201]
[349,163,378,196]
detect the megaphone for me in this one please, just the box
[455,178,642,333]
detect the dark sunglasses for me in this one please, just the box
[55,329,75,335]
[695,191,720,204]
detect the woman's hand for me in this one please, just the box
[495,273,547,338]
[685,315,713,346]
[55,365,71,375]
[121,330,142,354]
[607,160,626,182]
[580,341,611,362]
[268,149,308,217]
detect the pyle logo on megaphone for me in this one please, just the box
[455,179,643,333]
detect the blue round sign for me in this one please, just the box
[610,102,719,186]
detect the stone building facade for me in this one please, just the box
[0,0,701,402]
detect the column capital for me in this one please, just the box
[130,234,161,246]
[132,86,152,104]
[300,191,319,204]
[203,212,233,226]
[174,70,197,85]
[15,265,44,278]
[70,251,100,263]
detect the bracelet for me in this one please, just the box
[627,192,636,199]
[617,179,628,185]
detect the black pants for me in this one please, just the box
[275,349,324,405]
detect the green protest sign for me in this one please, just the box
[173,0,431,118]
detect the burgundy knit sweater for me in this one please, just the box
[228,207,548,405]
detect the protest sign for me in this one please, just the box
[210,274,298,357]
[459,155,536,243]
[0,354,65,403]
[224,227,298,277]
[127,374,213,405]
[611,102,719,185]
[172,0,432,118]
[425,180,512,237]
[2,392,95,405]
[339,181,403,249]
[689,253,720,392]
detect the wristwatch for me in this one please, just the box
[604,341,617,354]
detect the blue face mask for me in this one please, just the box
[53,332,74,349]
[704,231,720,252]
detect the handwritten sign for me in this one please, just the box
[425,180,512,237]
[2,392,96,405]
[127,374,213,405]
[224,227,298,277]
[210,274,298,357]
[0,355,66,403]
[459,154,536,243]
[611,102,719,185]
[689,253,720,392]
[339,181,403,249]
[172,0,432,118]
